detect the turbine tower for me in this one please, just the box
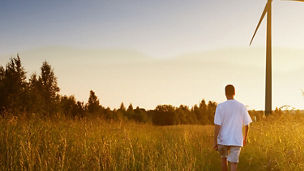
[250,0,273,115]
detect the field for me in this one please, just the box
[1,112,304,170]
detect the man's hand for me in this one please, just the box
[243,125,249,147]
[214,124,221,151]
[243,137,247,146]
[213,143,218,151]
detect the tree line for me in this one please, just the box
[0,55,261,125]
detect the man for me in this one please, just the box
[213,84,252,171]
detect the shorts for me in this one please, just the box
[217,145,241,163]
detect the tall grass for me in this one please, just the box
[0,112,304,170]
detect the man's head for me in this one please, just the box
[225,84,235,99]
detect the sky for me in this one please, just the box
[0,0,304,110]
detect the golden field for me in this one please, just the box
[1,112,304,170]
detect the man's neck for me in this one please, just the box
[226,97,234,100]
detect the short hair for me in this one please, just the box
[225,84,235,96]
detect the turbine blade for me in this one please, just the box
[249,3,270,46]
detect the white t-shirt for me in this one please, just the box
[214,99,252,147]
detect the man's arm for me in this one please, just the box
[242,105,252,146]
[214,124,221,150]
[243,125,249,146]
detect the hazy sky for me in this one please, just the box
[1,0,304,110]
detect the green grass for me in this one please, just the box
[1,113,304,170]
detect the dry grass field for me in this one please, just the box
[1,112,304,170]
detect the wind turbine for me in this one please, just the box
[249,0,303,115]
[249,0,273,115]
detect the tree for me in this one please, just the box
[126,104,134,119]
[191,104,200,124]
[0,66,5,113]
[0,66,4,79]
[152,105,177,125]
[133,106,148,122]
[199,100,208,124]
[76,101,85,118]
[38,61,60,116]
[58,95,85,118]
[40,61,59,100]
[87,90,100,113]
[119,102,126,112]
[176,105,192,124]
[0,55,28,114]
[28,73,44,114]
[207,101,217,124]
[103,107,113,120]
[127,104,133,112]
[60,95,77,117]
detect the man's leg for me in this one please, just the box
[217,145,229,171]
[227,146,241,171]
[221,158,228,171]
[230,162,237,171]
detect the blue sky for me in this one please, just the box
[1,0,304,109]
[1,0,304,56]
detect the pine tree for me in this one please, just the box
[87,90,100,113]
[0,55,27,114]
[119,102,126,112]
[38,61,60,116]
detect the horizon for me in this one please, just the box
[1,46,304,110]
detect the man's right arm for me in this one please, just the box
[214,105,222,150]
[214,124,221,150]
[243,125,249,146]
[242,105,252,146]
